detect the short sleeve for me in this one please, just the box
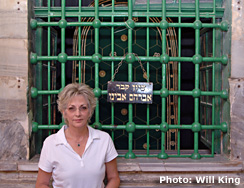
[38,139,53,173]
[105,136,118,163]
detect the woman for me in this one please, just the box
[36,83,120,188]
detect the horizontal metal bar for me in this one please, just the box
[35,124,225,130]
[33,55,226,64]
[36,125,60,129]
[34,7,224,18]
[37,90,60,95]
[37,56,58,61]
[34,21,223,29]
[118,153,214,157]
[33,89,224,97]
[118,154,213,158]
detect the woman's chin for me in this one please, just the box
[71,123,87,129]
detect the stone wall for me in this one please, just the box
[0,0,30,160]
[230,0,244,161]
[0,0,243,163]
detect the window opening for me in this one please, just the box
[30,0,229,159]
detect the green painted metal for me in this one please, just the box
[31,88,228,98]
[31,0,229,159]
[146,0,150,157]
[30,55,228,64]
[34,7,225,18]
[110,0,115,142]
[33,123,228,131]
[34,24,43,154]
[34,0,44,153]
[177,0,182,156]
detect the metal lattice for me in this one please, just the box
[30,0,229,159]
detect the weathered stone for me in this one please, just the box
[231,0,244,78]
[230,79,244,161]
[0,120,27,160]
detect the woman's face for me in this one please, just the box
[63,95,90,129]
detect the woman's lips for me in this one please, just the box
[74,119,82,122]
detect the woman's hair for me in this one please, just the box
[57,83,97,122]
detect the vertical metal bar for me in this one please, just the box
[177,0,182,156]
[94,0,100,125]
[158,0,167,159]
[146,0,150,156]
[35,0,44,151]
[35,25,43,153]
[48,0,51,135]
[212,0,216,156]
[126,0,135,158]
[111,0,115,141]
[78,0,82,83]
[61,0,66,88]
[192,0,200,159]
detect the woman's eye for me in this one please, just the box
[68,107,75,112]
[81,106,87,110]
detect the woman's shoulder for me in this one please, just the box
[43,132,58,145]
[43,125,66,145]
[89,126,111,140]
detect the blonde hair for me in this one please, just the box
[57,83,97,123]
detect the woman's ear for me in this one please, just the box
[62,110,66,119]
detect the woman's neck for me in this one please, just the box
[65,125,89,141]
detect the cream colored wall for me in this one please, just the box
[0,0,243,162]
[0,0,30,160]
[230,0,244,161]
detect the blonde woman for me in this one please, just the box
[36,83,120,188]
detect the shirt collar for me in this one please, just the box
[55,125,100,146]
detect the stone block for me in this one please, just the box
[0,120,28,160]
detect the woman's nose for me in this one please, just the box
[75,108,81,116]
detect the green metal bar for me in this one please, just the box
[78,0,82,83]
[35,124,225,131]
[36,125,60,129]
[111,0,115,141]
[125,0,135,159]
[158,0,168,159]
[177,0,182,156]
[146,0,150,156]
[61,0,66,88]
[34,7,225,18]
[35,19,223,29]
[212,0,217,156]
[47,0,51,135]
[34,89,225,97]
[94,0,100,126]
[35,23,43,153]
[34,0,43,152]
[34,55,226,64]
[192,0,200,159]
[119,154,215,158]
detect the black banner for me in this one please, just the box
[107,81,153,104]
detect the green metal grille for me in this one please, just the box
[30,0,229,159]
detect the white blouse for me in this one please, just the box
[38,125,118,188]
